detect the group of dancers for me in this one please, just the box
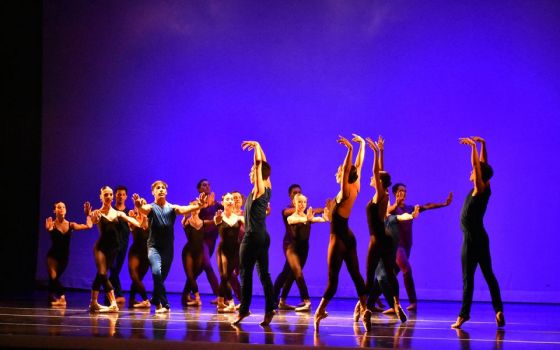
[44,135,505,330]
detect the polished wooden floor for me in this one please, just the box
[0,291,558,350]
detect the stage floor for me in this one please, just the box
[0,291,558,350]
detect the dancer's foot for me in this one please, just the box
[99,303,119,313]
[362,309,372,332]
[210,297,219,305]
[353,301,362,322]
[395,304,407,323]
[451,316,470,329]
[295,300,311,312]
[89,302,107,313]
[260,311,275,327]
[187,298,202,307]
[382,307,395,315]
[496,311,505,327]
[155,304,170,314]
[406,302,417,311]
[278,299,296,310]
[314,309,328,330]
[231,311,250,326]
[115,296,126,304]
[133,300,151,308]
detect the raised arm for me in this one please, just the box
[116,210,142,228]
[366,137,383,199]
[376,135,385,171]
[242,140,267,197]
[459,137,486,194]
[337,135,354,199]
[174,193,207,215]
[132,193,152,216]
[71,201,93,230]
[420,192,453,212]
[471,136,487,163]
[351,134,366,177]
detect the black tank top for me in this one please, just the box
[289,222,312,242]
[97,216,120,251]
[48,226,72,259]
[218,219,241,255]
[331,203,350,236]
[244,188,271,234]
[366,201,387,238]
[184,221,205,255]
[460,188,491,239]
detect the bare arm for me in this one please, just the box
[117,211,141,228]
[338,135,353,199]
[420,192,453,212]
[174,193,207,215]
[366,137,383,202]
[132,193,152,215]
[242,140,267,197]
[471,136,487,163]
[352,134,366,179]
[459,137,486,194]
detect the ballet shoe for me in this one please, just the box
[353,301,362,322]
[451,315,470,329]
[278,299,296,310]
[260,311,275,327]
[362,309,372,332]
[295,301,311,312]
[231,311,250,326]
[314,309,328,330]
[496,311,505,327]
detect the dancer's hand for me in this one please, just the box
[459,137,476,146]
[365,137,378,152]
[471,136,485,144]
[45,217,54,231]
[241,141,258,151]
[83,201,91,215]
[337,135,352,149]
[376,135,385,151]
[395,190,405,206]
[445,192,453,206]
[351,133,365,144]
[412,205,420,219]
[214,209,223,225]
[306,207,314,221]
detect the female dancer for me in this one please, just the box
[214,192,244,312]
[360,136,407,323]
[181,201,206,307]
[452,136,504,329]
[314,134,371,332]
[89,186,141,313]
[127,198,151,308]
[45,201,92,306]
[275,193,328,312]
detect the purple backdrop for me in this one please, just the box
[39,0,560,303]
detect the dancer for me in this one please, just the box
[452,136,504,329]
[273,193,328,312]
[108,185,131,305]
[381,184,452,311]
[88,186,141,313]
[314,134,371,332]
[132,180,206,314]
[45,201,93,306]
[231,141,275,327]
[196,179,222,303]
[274,184,324,311]
[127,199,151,308]
[361,135,407,323]
[214,192,244,312]
[181,200,206,307]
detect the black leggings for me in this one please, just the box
[459,238,503,318]
[182,244,204,294]
[365,234,399,307]
[238,232,274,314]
[217,243,241,299]
[322,233,367,300]
[92,245,115,292]
[273,241,310,302]
[128,245,149,302]
[47,254,68,298]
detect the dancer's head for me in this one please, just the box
[197,179,211,194]
[99,186,114,205]
[293,193,308,213]
[151,180,168,201]
[288,184,302,200]
[392,183,406,199]
[222,192,234,209]
[231,191,244,210]
[115,185,128,206]
[470,162,493,182]
[250,161,271,184]
[53,201,67,217]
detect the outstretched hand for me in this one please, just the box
[241,141,258,151]
[445,192,453,206]
[83,201,91,215]
[351,133,365,144]
[376,135,385,151]
[365,137,378,151]
[412,205,420,219]
[471,136,485,143]
[337,135,352,149]
[459,137,476,146]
